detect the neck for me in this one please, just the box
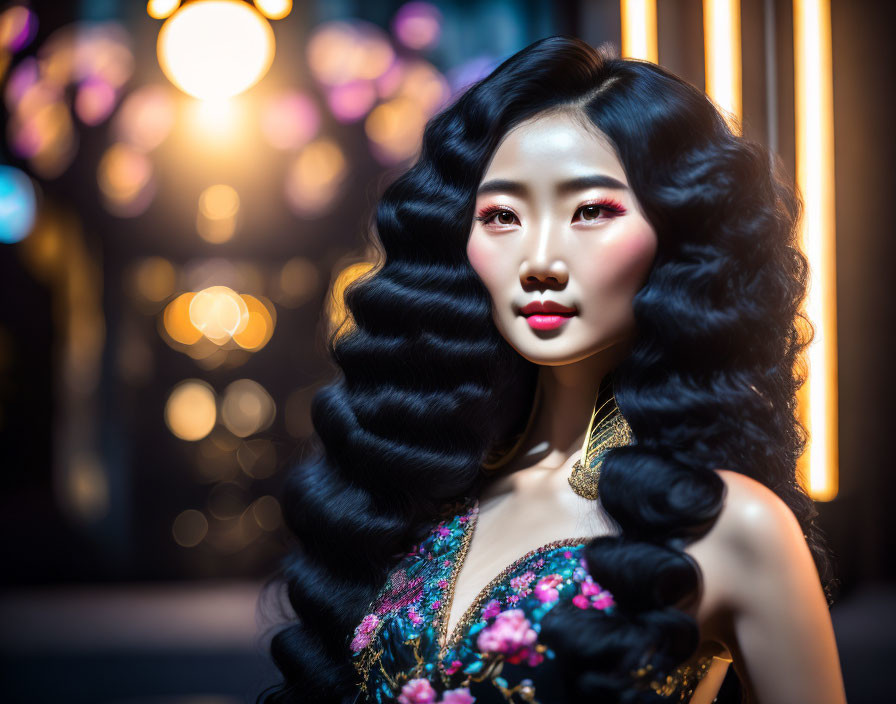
[517,341,630,473]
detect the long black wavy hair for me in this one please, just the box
[258,35,838,704]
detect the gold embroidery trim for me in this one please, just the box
[632,653,718,700]
[435,499,591,669]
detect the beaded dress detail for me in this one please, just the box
[349,496,720,703]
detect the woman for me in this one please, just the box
[259,36,846,704]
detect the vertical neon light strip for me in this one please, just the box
[620,0,658,62]
[703,0,743,134]
[794,0,838,500]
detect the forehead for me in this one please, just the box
[482,111,627,184]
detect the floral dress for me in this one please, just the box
[350,496,718,704]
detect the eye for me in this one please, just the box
[474,207,519,227]
[575,199,626,222]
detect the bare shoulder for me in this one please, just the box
[699,477,846,703]
[683,469,813,646]
[710,469,809,573]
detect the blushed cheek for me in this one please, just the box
[598,227,657,290]
[466,233,498,283]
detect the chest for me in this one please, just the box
[350,496,731,704]
[443,492,615,640]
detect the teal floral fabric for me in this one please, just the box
[349,496,619,704]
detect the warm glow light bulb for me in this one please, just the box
[157,0,275,99]
[255,0,292,20]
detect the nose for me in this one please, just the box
[518,223,569,289]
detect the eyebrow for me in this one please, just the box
[476,174,629,197]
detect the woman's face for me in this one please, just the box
[466,111,657,366]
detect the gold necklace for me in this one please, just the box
[481,374,634,500]
[568,391,634,500]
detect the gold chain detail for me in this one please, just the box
[568,401,634,500]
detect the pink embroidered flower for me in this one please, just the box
[438,578,448,589]
[507,594,520,605]
[437,527,451,539]
[444,659,464,675]
[459,515,468,523]
[573,577,616,611]
[562,550,574,559]
[581,580,601,597]
[509,570,536,595]
[534,574,563,603]
[590,591,615,610]
[572,594,591,609]
[350,613,379,651]
[431,600,442,611]
[398,677,438,704]
[482,598,502,620]
[443,559,451,567]
[408,605,424,626]
[476,608,542,666]
[441,687,476,703]
[534,557,545,569]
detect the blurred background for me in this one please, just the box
[0,1,893,702]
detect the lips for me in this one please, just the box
[519,300,577,316]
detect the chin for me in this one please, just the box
[511,343,595,367]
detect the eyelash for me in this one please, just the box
[474,198,627,227]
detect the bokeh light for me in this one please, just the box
[232,294,275,351]
[2,16,134,177]
[97,142,156,217]
[162,292,203,346]
[252,495,281,531]
[0,5,38,54]
[66,454,109,522]
[111,83,176,151]
[165,379,217,441]
[365,95,427,165]
[260,91,320,150]
[236,437,277,479]
[197,184,240,244]
[147,0,181,20]
[172,508,209,547]
[366,58,449,165]
[254,0,292,21]
[157,0,275,99]
[0,165,37,244]
[189,285,249,343]
[326,78,378,123]
[220,378,275,438]
[306,21,394,87]
[392,59,450,116]
[391,2,443,51]
[132,256,176,305]
[273,256,320,308]
[8,87,78,178]
[74,75,117,125]
[4,55,38,108]
[284,136,348,217]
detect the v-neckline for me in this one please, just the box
[435,496,592,663]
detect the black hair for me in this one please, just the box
[257,35,837,704]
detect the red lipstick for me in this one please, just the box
[519,300,577,331]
